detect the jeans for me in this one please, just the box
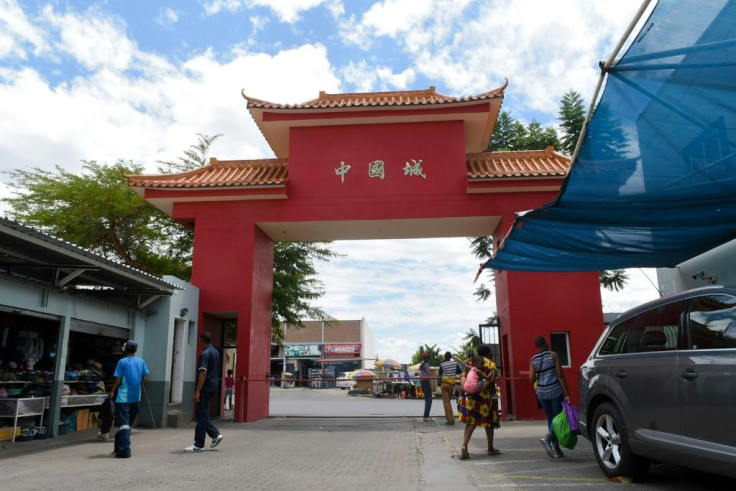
[194,390,220,448]
[539,394,563,446]
[421,381,432,418]
[114,402,139,456]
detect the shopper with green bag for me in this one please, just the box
[529,336,571,458]
[552,408,578,450]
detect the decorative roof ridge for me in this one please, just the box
[241,80,509,109]
[467,146,568,159]
[126,158,287,182]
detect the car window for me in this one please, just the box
[598,321,631,355]
[687,294,736,350]
[624,301,684,353]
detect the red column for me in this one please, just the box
[191,213,274,422]
[493,217,604,420]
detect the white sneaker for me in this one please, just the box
[97,432,109,441]
[185,444,203,452]
[211,434,223,448]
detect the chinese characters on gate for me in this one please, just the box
[334,159,426,183]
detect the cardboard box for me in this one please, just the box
[76,408,90,431]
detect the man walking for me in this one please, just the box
[439,351,461,425]
[419,352,433,422]
[186,331,223,452]
[109,340,149,458]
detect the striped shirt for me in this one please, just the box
[439,359,460,384]
[531,350,562,400]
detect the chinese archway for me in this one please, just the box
[127,83,604,422]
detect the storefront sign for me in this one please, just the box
[284,344,321,357]
[322,344,361,355]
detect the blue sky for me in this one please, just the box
[0,0,661,363]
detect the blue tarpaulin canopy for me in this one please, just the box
[486,0,736,272]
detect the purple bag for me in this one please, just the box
[562,400,579,433]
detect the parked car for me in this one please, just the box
[579,286,736,480]
[336,371,356,390]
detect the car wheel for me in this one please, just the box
[591,402,650,480]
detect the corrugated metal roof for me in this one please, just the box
[0,217,178,308]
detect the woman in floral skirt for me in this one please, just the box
[458,343,501,459]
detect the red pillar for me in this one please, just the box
[493,217,604,420]
[191,214,274,422]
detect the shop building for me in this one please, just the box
[271,319,375,387]
[0,218,200,441]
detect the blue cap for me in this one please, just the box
[123,340,138,352]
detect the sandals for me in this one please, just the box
[460,447,470,460]
[487,448,502,456]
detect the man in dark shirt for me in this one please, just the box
[185,331,224,452]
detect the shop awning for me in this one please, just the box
[0,217,178,308]
[486,0,736,272]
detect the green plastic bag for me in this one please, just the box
[552,409,578,450]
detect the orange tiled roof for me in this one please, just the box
[242,82,508,110]
[467,147,570,179]
[126,148,567,190]
[125,158,288,189]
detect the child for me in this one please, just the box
[463,356,487,394]
[224,369,234,409]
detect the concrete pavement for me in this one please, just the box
[1,388,733,490]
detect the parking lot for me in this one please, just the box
[1,388,734,490]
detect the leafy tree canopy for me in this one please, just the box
[2,134,338,344]
[558,90,586,156]
[488,112,560,152]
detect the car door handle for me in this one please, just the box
[679,369,698,380]
[614,370,627,379]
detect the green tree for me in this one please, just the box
[488,113,560,152]
[489,111,516,151]
[271,241,339,343]
[410,344,442,366]
[599,269,629,292]
[3,161,191,278]
[523,120,561,150]
[558,90,586,156]
[156,133,222,173]
[2,134,338,344]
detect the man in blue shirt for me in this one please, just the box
[109,340,149,458]
[186,331,223,452]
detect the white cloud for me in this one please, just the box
[155,7,179,28]
[40,5,135,71]
[0,0,49,59]
[203,0,243,16]
[316,238,493,363]
[204,0,335,23]
[340,60,415,91]
[338,0,643,114]
[0,8,340,176]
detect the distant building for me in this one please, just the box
[271,319,375,387]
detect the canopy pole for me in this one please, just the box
[569,0,657,168]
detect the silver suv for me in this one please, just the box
[579,286,736,480]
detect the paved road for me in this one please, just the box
[1,388,733,490]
